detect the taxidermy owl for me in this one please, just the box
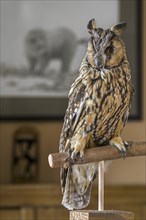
[59,19,134,210]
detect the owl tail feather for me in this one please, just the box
[61,162,98,210]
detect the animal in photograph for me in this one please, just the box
[1,28,87,97]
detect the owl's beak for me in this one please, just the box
[94,56,105,68]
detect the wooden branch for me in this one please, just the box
[48,141,146,168]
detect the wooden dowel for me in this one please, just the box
[48,141,146,168]
[98,161,105,211]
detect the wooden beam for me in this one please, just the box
[48,141,146,168]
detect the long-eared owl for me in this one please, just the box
[59,19,134,210]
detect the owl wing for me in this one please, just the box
[59,68,99,210]
[59,77,87,154]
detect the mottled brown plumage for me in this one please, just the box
[59,19,134,210]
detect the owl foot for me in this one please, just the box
[109,136,129,158]
[70,140,85,161]
[63,148,84,169]
[71,148,84,161]
[124,141,132,150]
[70,132,87,160]
[63,148,74,168]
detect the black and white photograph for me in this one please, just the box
[1,0,141,119]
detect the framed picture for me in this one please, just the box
[0,0,142,120]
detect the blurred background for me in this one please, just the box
[0,0,145,220]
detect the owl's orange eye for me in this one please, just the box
[106,45,114,54]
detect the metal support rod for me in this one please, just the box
[98,160,105,211]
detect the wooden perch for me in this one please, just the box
[48,141,146,168]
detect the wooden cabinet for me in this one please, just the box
[0,185,145,220]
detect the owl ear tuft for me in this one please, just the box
[111,22,127,36]
[87,19,97,35]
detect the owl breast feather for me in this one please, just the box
[69,62,133,146]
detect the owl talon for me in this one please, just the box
[70,149,84,162]
[63,155,73,168]
[124,141,132,151]
[120,149,127,159]
[64,148,84,167]
[109,136,128,159]
[71,151,77,160]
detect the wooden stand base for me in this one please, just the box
[70,210,134,220]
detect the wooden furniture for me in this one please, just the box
[0,184,145,220]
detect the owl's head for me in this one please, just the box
[87,19,127,69]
